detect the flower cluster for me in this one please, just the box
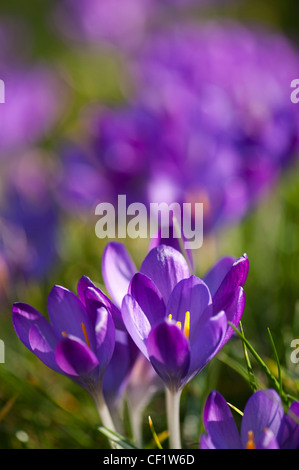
[13,240,250,447]
[59,21,299,234]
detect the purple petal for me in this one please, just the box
[278,401,299,449]
[103,330,138,408]
[77,275,97,305]
[199,434,216,449]
[83,284,124,330]
[121,293,151,358]
[149,222,194,271]
[146,321,190,391]
[94,306,115,371]
[241,389,284,447]
[165,275,212,331]
[257,428,280,449]
[140,244,190,304]
[55,336,99,377]
[204,256,236,297]
[202,390,241,449]
[222,286,246,344]
[102,241,137,308]
[212,254,249,314]
[47,285,95,348]
[129,272,166,326]
[188,310,227,381]
[12,302,60,372]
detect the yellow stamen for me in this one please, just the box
[176,321,182,330]
[184,311,190,339]
[81,322,91,349]
[62,331,67,337]
[246,431,256,449]
[168,314,172,321]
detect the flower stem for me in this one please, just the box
[92,391,119,449]
[129,405,143,448]
[166,387,182,449]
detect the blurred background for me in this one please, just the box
[0,0,299,449]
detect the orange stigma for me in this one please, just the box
[62,331,67,338]
[184,311,190,339]
[81,322,91,349]
[246,431,256,449]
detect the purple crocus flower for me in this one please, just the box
[12,280,115,395]
[200,389,299,449]
[12,277,120,434]
[120,243,248,392]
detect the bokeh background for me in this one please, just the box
[0,0,299,449]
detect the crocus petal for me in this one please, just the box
[140,244,190,304]
[257,428,279,449]
[278,401,299,449]
[203,256,236,297]
[77,275,97,305]
[84,284,124,330]
[102,241,137,308]
[199,434,216,449]
[241,389,284,447]
[121,293,151,358]
[28,324,62,373]
[222,286,246,344]
[103,329,138,409]
[94,306,115,371]
[202,390,241,449]
[47,285,95,349]
[212,254,249,314]
[165,275,212,330]
[12,302,60,372]
[187,310,227,381]
[55,336,99,377]
[148,222,194,271]
[146,321,190,391]
[129,272,166,326]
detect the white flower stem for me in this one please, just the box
[92,391,120,449]
[129,405,143,448]
[166,387,182,449]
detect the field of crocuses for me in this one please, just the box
[1,0,299,453]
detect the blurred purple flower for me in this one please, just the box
[0,66,65,158]
[59,21,299,235]
[131,21,299,229]
[0,152,59,281]
[55,0,154,50]
[115,242,248,391]
[199,389,299,449]
[55,0,242,51]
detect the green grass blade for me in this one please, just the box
[228,322,290,406]
[267,327,282,395]
[98,426,139,450]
